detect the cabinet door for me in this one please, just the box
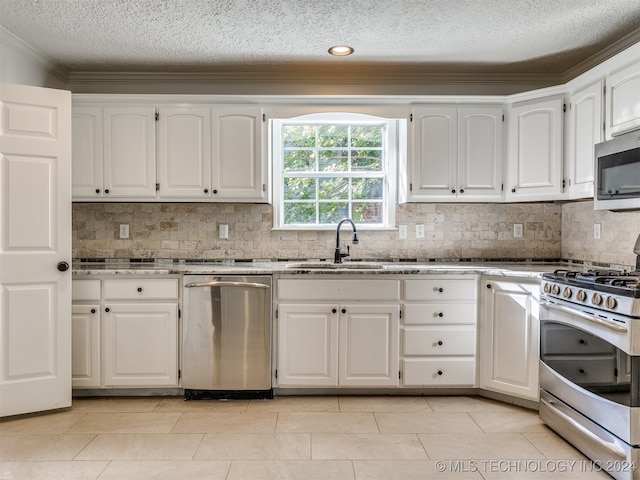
[409,106,457,198]
[567,81,603,199]
[102,303,178,387]
[458,106,504,200]
[480,279,540,401]
[72,304,101,388]
[157,107,212,198]
[339,304,399,386]
[277,304,339,386]
[606,60,640,138]
[72,106,103,198]
[211,106,267,201]
[506,96,564,201]
[103,107,156,198]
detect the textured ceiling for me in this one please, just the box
[1,0,640,77]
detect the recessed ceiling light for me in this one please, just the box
[328,45,354,56]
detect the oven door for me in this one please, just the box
[540,301,639,446]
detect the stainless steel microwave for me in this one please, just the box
[594,129,640,211]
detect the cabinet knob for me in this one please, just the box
[341,308,346,314]
[579,339,586,345]
[95,188,100,194]
[437,340,443,346]
[437,370,443,376]
[487,284,492,289]
[105,189,110,194]
[438,312,444,317]
[90,308,96,314]
[332,308,337,314]
[137,287,143,292]
[105,307,110,313]
[459,188,464,194]
[213,189,218,194]
[511,188,516,193]
[204,188,209,194]
[451,189,456,194]
[438,287,444,293]
[57,261,69,272]
[579,368,585,374]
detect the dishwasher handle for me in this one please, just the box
[185,281,270,289]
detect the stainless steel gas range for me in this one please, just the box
[539,267,640,480]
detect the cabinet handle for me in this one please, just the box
[332,308,337,314]
[437,370,443,376]
[95,188,100,194]
[105,307,110,312]
[90,308,96,314]
[137,287,143,293]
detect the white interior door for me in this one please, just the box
[0,83,72,417]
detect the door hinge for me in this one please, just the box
[614,368,619,377]
[398,370,402,380]
[563,103,567,113]
[178,309,181,318]
[275,369,278,379]
[156,183,160,191]
[502,114,505,122]
[562,178,566,190]
[155,112,159,121]
[399,310,403,319]
[178,369,181,379]
[262,113,266,122]
[501,183,504,191]
[275,309,278,319]
[263,183,266,192]
[409,183,413,192]
[410,113,413,122]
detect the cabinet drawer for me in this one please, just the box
[404,303,476,325]
[402,326,476,356]
[103,278,179,300]
[404,279,477,301]
[277,279,400,301]
[72,279,101,301]
[402,358,476,386]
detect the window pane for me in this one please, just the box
[318,125,348,148]
[319,202,348,223]
[319,150,348,172]
[284,177,316,200]
[351,125,382,148]
[284,149,316,172]
[352,178,383,199]
[353,202,383,223]
[284,202,316,224]
[352,150,382,171]
[319,177,349,200]
[283,125,316,148]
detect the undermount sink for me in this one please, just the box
[285,262,387,270]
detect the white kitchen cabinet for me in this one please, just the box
[400,277,478,387]
[275,277,400,388]
[72,276,180,389]
[72,106,103,198]
[71,279,102,388]
[103,107,157,198]
[211,105,267,202]
[605,59,640,138]
[157,107,212,198]
[409,105,503,201]
[506,95,564,201]
[567,81,603,199]
[479,277,540,401]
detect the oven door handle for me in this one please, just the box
[541,396,627,460]
[540,301,628,333]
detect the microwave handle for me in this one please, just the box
[540,301,628,333]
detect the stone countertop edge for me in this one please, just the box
[71,261,566,279]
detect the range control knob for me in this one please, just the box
[592,293,603,306]
[551,284,560,295]
[576,290,587,302]
[562,287,572,299]
[543,283,551,294]
[605,296,618,310]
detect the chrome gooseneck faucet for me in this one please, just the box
[334,218,359,263]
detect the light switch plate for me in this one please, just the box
[594,223,601,239]
[416,224,425,239]
[514,223,523,238]
[398,224,407,239]
[119,224,129,239]
[219,224,229,239]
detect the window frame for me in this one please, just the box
[272,112,399,230]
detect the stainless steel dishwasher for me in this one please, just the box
[182,275,272,399]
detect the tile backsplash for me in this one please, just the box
[73,202,563,262]
[72,200,640,268]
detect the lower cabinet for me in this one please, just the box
[275,278,400,388]
[72,276,180,389]
[479,276,540,401]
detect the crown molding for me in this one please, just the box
[0,26,69,83]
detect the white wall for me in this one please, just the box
[0,27,67,89]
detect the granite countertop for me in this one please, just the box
[72,259,569,279]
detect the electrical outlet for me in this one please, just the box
[514,223,523,238]
[119,224,129,239]
[398,224,407,239]
[219,224,229,239]
[416,224,425,239]
[594,223,601,240]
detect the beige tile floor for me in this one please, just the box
[0,395,613,480]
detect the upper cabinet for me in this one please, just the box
[72,102,268,203]
[506,95,564,201]
[605,59,640,139]
[566,81,603,199]
[409,105,503,202]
